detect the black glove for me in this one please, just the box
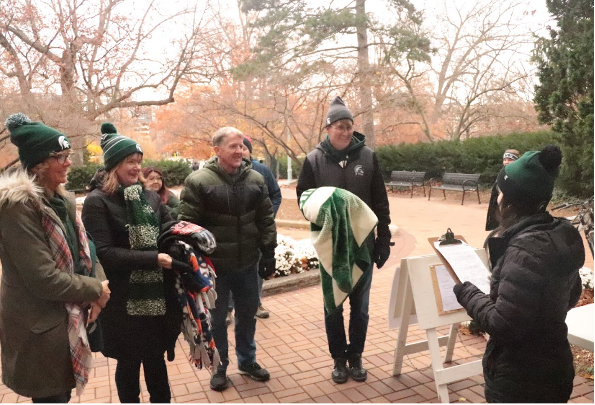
[373,238,392,269]
[258,257,276,280]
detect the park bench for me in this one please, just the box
[385,171,426,198]
[428,172,481,205]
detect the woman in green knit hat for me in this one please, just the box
[82,123,181,403]
[0,113,110,402]
[453,145,584,403]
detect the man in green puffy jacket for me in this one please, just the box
[178,127,277,392]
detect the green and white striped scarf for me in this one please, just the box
[123,184,165,316]
[299,187,378,312]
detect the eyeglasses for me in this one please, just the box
[331,123,354,133]
[49,152,73,164]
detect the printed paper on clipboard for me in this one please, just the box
[433,240,491,294]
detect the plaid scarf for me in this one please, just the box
[122,184,166,316]
[39,201,93,396]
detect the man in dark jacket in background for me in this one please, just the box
[178,127,277,392]
[296,96,392,384]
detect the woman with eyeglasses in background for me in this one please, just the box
[141,167,180,218]
[0,113,110,402]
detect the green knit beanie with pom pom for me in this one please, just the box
[6,113,71,169]
[100,122,143,170]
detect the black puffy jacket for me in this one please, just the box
[178,156,277,273]
[454,212,584,403]
[82,186,180,360]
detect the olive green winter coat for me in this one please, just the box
[0,170,102,398]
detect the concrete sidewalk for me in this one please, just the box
[0,192,592,403]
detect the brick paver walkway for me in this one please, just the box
[0,191,592,403]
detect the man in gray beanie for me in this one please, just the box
[296,96,392,384]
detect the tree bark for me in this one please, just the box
[356,0,375,148]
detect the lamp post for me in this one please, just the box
[286,126,292,184]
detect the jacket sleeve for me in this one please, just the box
[165,192,180,219]
[453,246,548,345]
[177,177,204,224]
[1,202,102,302]
[82,193,158,272]
[262,169,282,217]
[296,157,316,206]
[256,181,277,254]
[371,154,391,240]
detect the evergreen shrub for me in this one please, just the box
[376,130,558,185]
[277,156,303,180]
[142,159,192,186]
[66,159,192,191]
[66,163,101,192]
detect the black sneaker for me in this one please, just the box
[238,362,270,381]
[331,358,348,384]
[348,353,367,382]
[210,366,229,391]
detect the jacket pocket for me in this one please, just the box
[30,314,63,334]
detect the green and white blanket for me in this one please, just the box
[299,187,378,312]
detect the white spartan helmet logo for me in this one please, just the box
[58,136,70,150]
[354,165,364,176]
[136,144,143,153]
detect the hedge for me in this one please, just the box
[376,130,558,185]
[66,159,192,192]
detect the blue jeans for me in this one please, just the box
[228,261,263,309]
[212,263,259,366]
[324,264,373,359]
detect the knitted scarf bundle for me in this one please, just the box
[299,187,378,312]
[123,184,166,316]
[39,203,93,396]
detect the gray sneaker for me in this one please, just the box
[238,362,270,381]
[255,305,269,319]
[210,366,229,391]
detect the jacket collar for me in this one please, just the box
[486,212,553,268]
[0,169,44,207]
[0,169,74,234]
[206,156,253,183]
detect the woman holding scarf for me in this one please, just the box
[0,113,110,402]
[82,123,181,403]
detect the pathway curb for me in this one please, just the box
[262,270,320,296]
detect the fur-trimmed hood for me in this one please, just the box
[0,169,44,207]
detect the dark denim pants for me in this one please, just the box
[324,264,373,359]
[212,263,259,366]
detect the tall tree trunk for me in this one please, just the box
[356,0,374,148]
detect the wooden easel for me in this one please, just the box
[388,247,489,402]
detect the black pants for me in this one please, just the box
[115,354,171,403]
[32,391,71,403]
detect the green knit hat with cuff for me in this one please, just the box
[325,96,354,127]
[6,113,71,170]
[496,145,561,204]
[100,122,143,170]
